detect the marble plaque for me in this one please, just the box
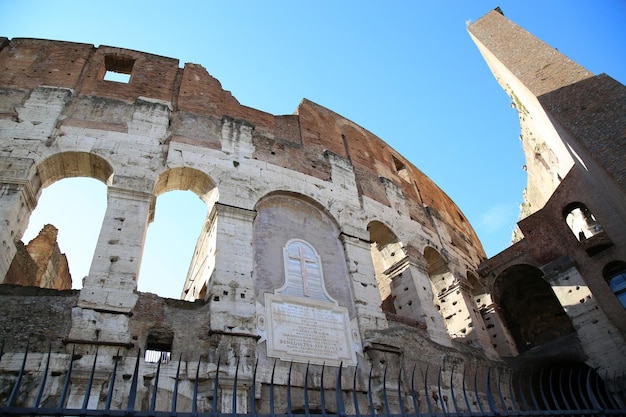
[257,239,361,366]
[264,293,357,366]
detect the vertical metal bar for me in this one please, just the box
[461,367,472,413]
[496,367,509,414]
[528,368,541,411]
[320,363,327,417]
[33,344,52,408]
[473,366,485,414]
[594,370,612,410]
[58,345,76,409]
[353,364,361,417]
[171,353,182,413]
[81,348,99,410]
[423,365,434,416]
[367,365,376,417]
[585,366,602,411]
[336,362,346,417]
[192,357,201,415]
[250,359,258,416]
[576,366,591,411]
[547,368,561,411]
[126,348,141,412]
[382,364,390,417]
[212,358,221,417]
[410,365,423,417]
[269,360,276,417]
[517,368,531,412]
[231,356,239,417]
[397,366,406,417]
[557,368,571,411]
[485,367,499,414]
[436,366,446,414]
[538,368,550,410]
[507,369,519,413]
[304,362,311,417]
[6,341,29,407]
[566,367,581,411]
[0,339,4,362]
[105,349,120,411]
[287,361,293,416]
[449,364,459,415]
[150,354,162,411]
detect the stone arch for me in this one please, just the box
[468,271,517,356]
[424,247,473,339]
[563,202,602,242]
[148,167,218,300]
[34,151,114,191]
[4,152,113,287]
[494,264,575,353]
[367,220,408,314]
[253,191,354,316]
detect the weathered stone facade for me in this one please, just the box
[0,8,625,413]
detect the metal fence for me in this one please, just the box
[1,342,625,417]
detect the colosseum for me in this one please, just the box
[1,8,625,416]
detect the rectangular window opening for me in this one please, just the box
[392,155,411,182]
[103,55,135,83]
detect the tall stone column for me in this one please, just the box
[457,281,498,358]
[403,249,453,347]
[78,184,154,312]
[208,203,257,335]
[341,233,388,332]
[0,157,36,282]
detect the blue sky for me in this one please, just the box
[2,1,625,298]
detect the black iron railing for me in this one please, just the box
[1,341,625,417]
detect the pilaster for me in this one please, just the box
[340,233,388,332]
[0,156,37,282]
[78,185,154,312]
[403,255,453,347]
[208,203,257,335]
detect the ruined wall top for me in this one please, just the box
[0,36,484,258]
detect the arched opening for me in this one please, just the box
[140,167,216,300]
[468,272,516,355]
[494,264,575,353]
[603,261,626,308]
[4,152,111,289]
[564,203,602,241]
[563,202,612,255]
[138,190,209,298]
[367,221,410,315]
[424,247,472,338]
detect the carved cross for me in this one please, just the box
[288,245,317,296]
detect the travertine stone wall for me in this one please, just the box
[0,34,497,404]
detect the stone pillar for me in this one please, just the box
[0,156,36,282]
[549,267,626,374]
[457,281,498,358]
[208,203,257,335]
[341,233,388,332]
[78,184,154,312]
[403,251,452,347]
